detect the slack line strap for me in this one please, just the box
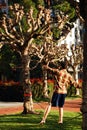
[24,92,32,97]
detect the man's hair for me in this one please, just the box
[60,61,67,69]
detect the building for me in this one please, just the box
[0,0,8,14]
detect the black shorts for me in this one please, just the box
[51,92,66,107]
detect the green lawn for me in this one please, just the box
[0,110,82,130]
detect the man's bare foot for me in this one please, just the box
[39,120,45,125]
[58,121,63,124]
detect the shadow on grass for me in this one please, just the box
[0,111,82,130]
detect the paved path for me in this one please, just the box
[0,102,23,115]
[0,98,82,115]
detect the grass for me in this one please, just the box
[66,95,82,100]
[0,110,82,130]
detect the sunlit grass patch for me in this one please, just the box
[0,110,82,130]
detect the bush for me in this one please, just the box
[0,85,23,102]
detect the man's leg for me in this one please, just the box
[58,94,66,124]
[40,103,51,124]
[58,107,63,123]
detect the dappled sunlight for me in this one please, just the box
[0,111,82,130]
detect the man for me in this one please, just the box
[40,62,80,124]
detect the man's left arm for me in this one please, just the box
[69,75,81,89]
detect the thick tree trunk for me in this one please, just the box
[81,22,87,130]
[21,54,34,114]
[80,0,87,129]
[23,86,34,114]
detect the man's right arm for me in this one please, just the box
[43,65,59,74]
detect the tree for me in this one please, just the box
[0,44,22,81]
[66,0,87,129]
[67,44,83,95]
[29,38,68,97]
[0,3,71,114]
[0,44,13,81]
[0,0,81,114]
[79,0,87,129]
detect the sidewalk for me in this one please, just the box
[0,102,23,108]
[0,98,82,115]
[0,102,23,115]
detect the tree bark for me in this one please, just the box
[42,68,48,98]
[81,23,87,130]
[21,53,34,114]
[21,49,40,114]
[74,66,80,95]
[79,0,87,129]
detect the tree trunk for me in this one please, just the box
[21,54,34,114]
[81,23,87,130]
[73,66,80,95]
[75,66,80,95]
[42,68,48,98]
[1,75,7,82]
[80,0,87,129]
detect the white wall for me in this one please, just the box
[1,0,8,14]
